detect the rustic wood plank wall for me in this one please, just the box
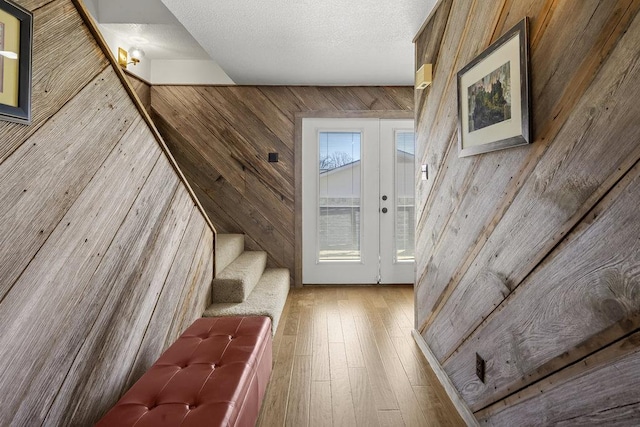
[150,85,414,281]
[125,70,152,112]
[414,0,640,423]
[0,1,213,425]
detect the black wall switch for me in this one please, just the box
[268,152,279,162]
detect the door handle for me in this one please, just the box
[381,207,388,213]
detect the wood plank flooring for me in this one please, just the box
[257,286,465,427]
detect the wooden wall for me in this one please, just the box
[125,70,151,112]
[0,1,214,425]
[151,85,413,282]
[414,0,640,424]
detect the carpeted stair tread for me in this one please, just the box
[215,234,245,276]
[212,250,267,303]
[204,268,290,335]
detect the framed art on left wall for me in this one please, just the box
[0,0,32,125]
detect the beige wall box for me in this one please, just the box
[415,64,432,89]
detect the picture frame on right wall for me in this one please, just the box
[457,17,531,157]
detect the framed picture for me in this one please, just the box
[0,0,33,125]
[457,18,530,157]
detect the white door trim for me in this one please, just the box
[294,110,414,287]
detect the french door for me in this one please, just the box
[302,118,415,284]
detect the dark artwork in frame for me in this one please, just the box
[468,61,511,132]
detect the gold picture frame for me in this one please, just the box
[0,0,32,125]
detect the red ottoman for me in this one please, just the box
[97,316,272,427]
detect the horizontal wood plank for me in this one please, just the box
[443,158,640,410]
[414,0,640,421]
[477,332,640,426]
[426,2,640,363]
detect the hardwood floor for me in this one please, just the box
[257,286,466,427]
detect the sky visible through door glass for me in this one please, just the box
[319,132,361,172]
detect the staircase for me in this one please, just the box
[204,234,290,334]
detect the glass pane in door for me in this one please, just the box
[395,131,415,261]
[318,132,362,261]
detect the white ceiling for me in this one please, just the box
[87,0,211,60]
[86,0,437,85]
[98,24,211,60]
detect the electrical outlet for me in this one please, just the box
[476,353,486,383]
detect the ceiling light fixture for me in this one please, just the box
[117,47,145,69]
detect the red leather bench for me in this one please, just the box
[97,316,272,427]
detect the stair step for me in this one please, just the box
[212,251,267,303]
[215,234,245,276]
[204,268,290,335]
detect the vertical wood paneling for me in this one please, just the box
[0,0,214,425]
[151,85,413,282]
[414,0,640,423]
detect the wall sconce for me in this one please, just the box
[117,47,145,69]
[415,64,433,89]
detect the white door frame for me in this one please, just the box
[302,118,380,284]
[294,111,414,287]
[379,119,416,284]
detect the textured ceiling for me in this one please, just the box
[160,0,437,85]
[87,0,211,61]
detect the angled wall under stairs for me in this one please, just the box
[0,1,214,425]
